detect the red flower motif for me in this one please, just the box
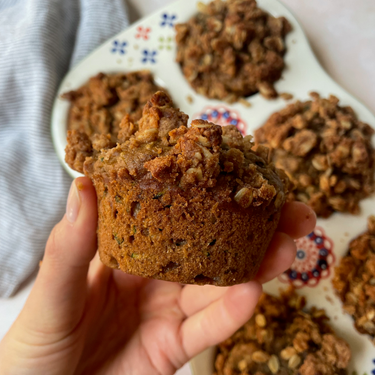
[194,106,248,135]
[135,26,151,40]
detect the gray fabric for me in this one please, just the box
[0,0,129,297]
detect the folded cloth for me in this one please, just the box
[0,0,129,297]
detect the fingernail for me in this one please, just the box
[306,207,317,221]
[66,180,81,223]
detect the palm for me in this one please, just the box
[77,265,188,375]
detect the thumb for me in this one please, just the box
[19,177,98,336]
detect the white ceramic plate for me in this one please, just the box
[51,0,375,373]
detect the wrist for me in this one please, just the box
[0,323,80,375]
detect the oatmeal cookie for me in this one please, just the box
[175,0,291,102]
[214,288,351,375]
[62,71,165,142]
[255,93,375,217]
[332,215,375,345]
[65,91,290,286]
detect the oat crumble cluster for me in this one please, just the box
[332,215,375,345]
[62,71,164,142]
[214,288,351,375]
[175,0,291,103]
[65,91,290,286]
[255,93,375,217]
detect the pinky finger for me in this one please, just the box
[180,281,262,359]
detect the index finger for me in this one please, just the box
[277,201,316,239]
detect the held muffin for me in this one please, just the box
[65,92,290,286]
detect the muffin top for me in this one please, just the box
[255,93,375,217]
[332,215,375,343]
[62,71,164,142]
[214,288,351,375]
[66,91,289,210]
[175,0,291,102]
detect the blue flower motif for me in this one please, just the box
[230,119,238,126]
[201,114,208,120]
[111,40,127,54]
[315,236,323,244]
[296,250,305,259]
[142,49,158,64]
[312,269,320,277]
[161,13,177,27]
[318,259,327,270]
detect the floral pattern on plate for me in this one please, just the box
[111,40,128,54]
[135,26,151,40]
[194,106,247,135]
[160,13,177,27]
[278,226,335,288]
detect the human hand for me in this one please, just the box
[0,177,316,375]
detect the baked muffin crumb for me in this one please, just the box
[255,93,375,217]
[333,215,375,345]
[214,288,351,374]
[175,0,291,102]
[63,71,165,142]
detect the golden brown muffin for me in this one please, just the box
[255,93,375,217]
[62,70,165,142]
[332,215,375,345]
[214,288,351,375]
[175,0,291,103]
[65,92,290,286]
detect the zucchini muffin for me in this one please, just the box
[255,93,375,217]
[214,288,351,375]
[332,215,375,344]
[175,0,291,102]
[65,91,290,286]
[62,70,164,142]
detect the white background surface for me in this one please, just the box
[1,1,374,374]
